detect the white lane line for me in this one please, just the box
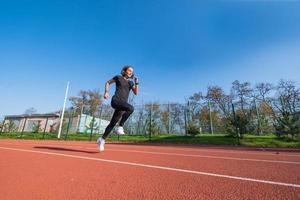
[16,143,300,165]
[0,141,300,157]
[107,146,300,157]
[2,140,300,157]
[31,142,300,157]
[104,148,300,165]
[2,141,300,158]
[1,142,300,164]
[0,146,299,188]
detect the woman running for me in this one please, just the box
[97,65,139,152]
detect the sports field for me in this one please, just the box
[0,139,299,199]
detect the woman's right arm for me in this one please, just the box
[104,79,115,99]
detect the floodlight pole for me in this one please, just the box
[58,81,70,139]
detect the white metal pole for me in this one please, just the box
[58,81,70,139]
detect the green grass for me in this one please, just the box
[0,132,299,148]
[148,134,239,145]
[241,134,300,148]
[0,132,58,140]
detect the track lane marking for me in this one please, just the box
[1,146,299,188]
[104,148,300,165]
[1,140,299,157]
[0,142,299,165]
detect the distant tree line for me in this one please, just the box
[65,79,300,138]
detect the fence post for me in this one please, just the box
[77,105,83,133]
[187,101,191,124]
[43,117,49,139]
[129,116,133,135]
[254,99,262,135]
[149,103,153,141]
[184,104,188,136]
[231,103,240,144]
[21,117,27,139]
[168,102,170,134]
[208,101,214,135]
[89,115,95,141]
[65,108,75,140]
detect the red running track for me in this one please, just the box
[0,139,300,200]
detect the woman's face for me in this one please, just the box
[124,67,134,78]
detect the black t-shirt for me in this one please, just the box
[112,75,134,102]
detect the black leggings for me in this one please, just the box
[102,99,134,139]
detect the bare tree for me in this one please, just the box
[87,89,102,115]
[144,102,161,135]
[161,107,169,134]
[253,82,276,133]
[275,80,300,114]
[69,89,102,116]
[69,90,89,115]
[135,104,147,135]
[206,86,232,117]
[187,92,203,122]
[272,80,300,137]
[231,80,253,114]
[169,103,185,134]
[255,83,274,101]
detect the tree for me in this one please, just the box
[161,108,169,134]
[251,83,275,134]
[275,80,300,114]
[69,89,103,116]
[207,86,232,117]
[230,81,254,137]
[272,80,300,137]
[255,83,274,101]
[169,103,185,134]
[134,104,148,135]
[87,90,102,115]
[199,106,210,132]
[145,103,161,135]
[231,80,253,114]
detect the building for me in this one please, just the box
[1,113,110,134]
[2,113,60,133]
[77,114,110,134]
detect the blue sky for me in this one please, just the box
[1,0,300,118]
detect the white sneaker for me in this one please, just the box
[116,126,125,135]
[96,137,105,152]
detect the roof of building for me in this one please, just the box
[4,113,60,119]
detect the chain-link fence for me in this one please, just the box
[1,100,299,141]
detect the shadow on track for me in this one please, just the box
[34,146,98,154]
